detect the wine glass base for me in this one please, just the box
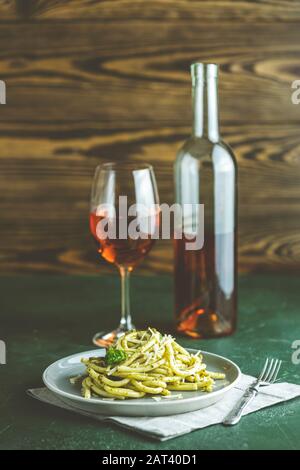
[93,325,135,348]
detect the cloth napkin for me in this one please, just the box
[27,374,300,441]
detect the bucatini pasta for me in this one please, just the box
[72,328,225,400]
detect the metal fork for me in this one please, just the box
[223,358,282,426]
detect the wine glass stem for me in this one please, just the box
[119,266,133,331]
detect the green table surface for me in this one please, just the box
[0,274,299,450]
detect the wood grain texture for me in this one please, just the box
[0,22,300,125]
[0,122,300,274]
[14,0,300,22]
[0,1,300,274]
[0,0,16,18]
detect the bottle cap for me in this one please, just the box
[191,63,218,85]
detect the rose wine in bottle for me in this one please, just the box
[174,63,237,338]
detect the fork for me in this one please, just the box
[223,357,282,426]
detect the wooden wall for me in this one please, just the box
[0,0,300,275]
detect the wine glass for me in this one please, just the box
[90,162,160,347]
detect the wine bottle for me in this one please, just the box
[174,63,237,338]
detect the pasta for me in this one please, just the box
[74,328,226,400]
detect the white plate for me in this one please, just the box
[43,348,240,417]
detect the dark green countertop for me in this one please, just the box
[0,274,299,450]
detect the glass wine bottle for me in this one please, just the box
[174,63,237,338]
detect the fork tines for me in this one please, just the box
[258,358,282,385]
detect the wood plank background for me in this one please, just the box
[0,0,300,275]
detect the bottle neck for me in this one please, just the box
[192,77,219,142]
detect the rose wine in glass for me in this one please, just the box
[90,162,159,347]
[90,214,156,268]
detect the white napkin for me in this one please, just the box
[27,374,300,441]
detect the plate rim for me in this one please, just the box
[43,348,241,408]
